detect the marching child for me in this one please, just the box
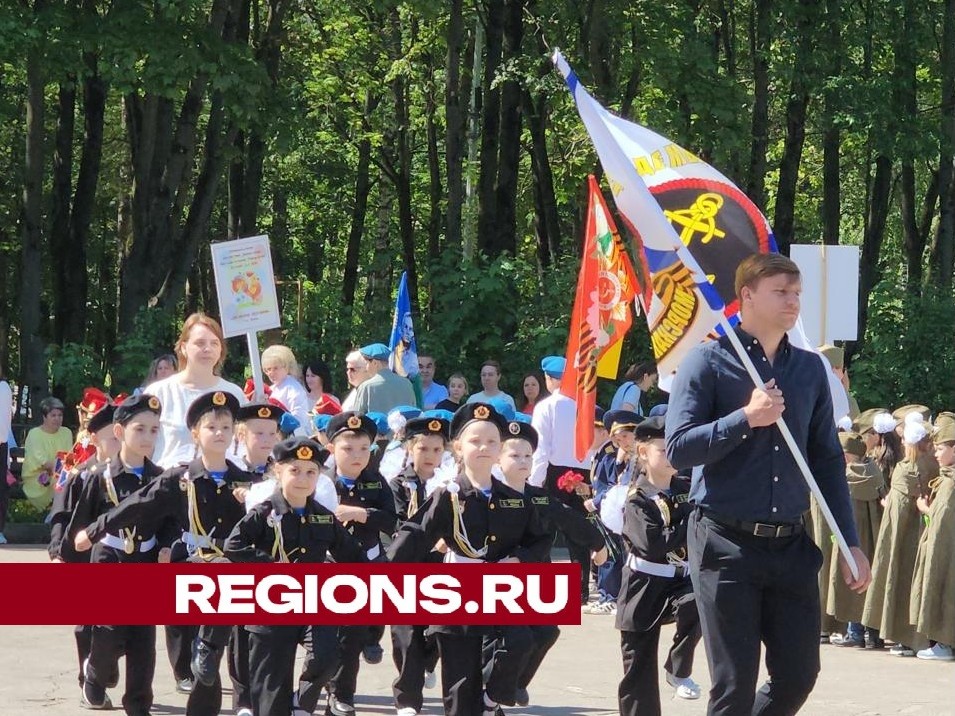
[74,390,255,716]
[389,403,550,716]
[69,394,164,714]
[387,415,449,716]
[225,437,367,716]
[325,411,398,716]
[617,417,701,716]
[48,397,119,705]
[910,413,955,660]
[827,432,884,648]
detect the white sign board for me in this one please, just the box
[210,235,281,338]
[789,244,859,346]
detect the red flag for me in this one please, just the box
[562,176,639,460]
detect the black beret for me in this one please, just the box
[449,402,508,440]
[594,405,606,427]
[113,394,162,426]
[87,404,117,434]
[603,409,641,435]
[503,420,539,451]
[186,390,240,429]
[404,416,450,442]
[237,403,286,424]
[634,416,666,441]
[326,411,378,442]
[271,437,328,466]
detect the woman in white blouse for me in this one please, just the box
[260,344,312,429]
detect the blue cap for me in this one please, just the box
[513,412,532,424]
[388,405,422,420]
[541,356,566,379]
[360,343,391,361]
[365,411,391,435]
[423,409,455,422]
[279,413,301,435]
[648,403,668,417]
[311,413,333,432]
[486,395,515,422]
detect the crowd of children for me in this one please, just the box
[36,340,955,716]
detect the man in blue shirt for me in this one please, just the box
[665,253,871,716]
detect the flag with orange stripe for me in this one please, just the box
[562,175,639,460]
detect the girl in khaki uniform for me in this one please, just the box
[910,414,955,660]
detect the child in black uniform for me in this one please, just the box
[616,416,701,716]
[388,415,450,716]
[326,411,398,716]
[225,437,367,716]
[70,394,165,714]
[389,403,550,716]
[74,390,256,716]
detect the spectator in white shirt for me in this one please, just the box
[466,360,516,411]
[340,350,371,412]
[261,344,313,430]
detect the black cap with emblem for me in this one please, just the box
[449,402,508,440]
[272,437,328,465]
[503,420,539,451]
[326,411,378,442]
[404,416,450,442]
[114,393,162,426]
[87,404,117,434]
[634,415,666,442]
[186,390,240,429]
[237,403,287,425]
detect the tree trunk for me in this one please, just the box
[476,0,504,256]
[342,96,375,307]
[773,0,818,253]
[525,88,561,268]
[445,0,466,252]
[425,59,443,263]
[50,80,76,346]
[820,0,841,245]
[930,0,955,288]
[463,13,484,259]
[894,0,922,291]
[20,3,48,405]
[746,0,771,210]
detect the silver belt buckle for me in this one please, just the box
[752,522,778,538]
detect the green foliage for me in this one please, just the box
[111,308,180,393]
[46,343,104,407]
[6,499,47,525]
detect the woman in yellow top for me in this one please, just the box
[22,397,74,509]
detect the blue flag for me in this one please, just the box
[388,272,418,379]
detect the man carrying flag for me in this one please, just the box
[554,51,870,715]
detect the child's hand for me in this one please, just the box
[592,546,608,566]
[433,538,449,554]
[233,487,248,503]
[50,556,64,564]
[583,498,596,513]
[335,505,368,524]
[73,530,92,552]
[916,496,931,514]
[879,497,887,508]
[575,483,592,497]
[158,548,172,563]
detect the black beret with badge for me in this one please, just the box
[114,393,162,426]
[87,404,117,434]
[238,403,287,425]
[272,437,329,466]
[404,416,450,442]
[326,411,378,442]
[504,419,539,451]
[634,415,666,442]
[186,390,240,428]
[449,402,508,440]
[603,409,641,435]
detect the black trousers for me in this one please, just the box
[545,463,593,602]
[618,593,700,716]
[75,624,92,687]
[689,511,823,716]
[328,625,368,704]
[0,442,8,533]
[86,625,156,716]
[391,624,438,711]
[248,625,339,716]
[165,624,197,682]
[518,625,560,690]
[228,626,252,710]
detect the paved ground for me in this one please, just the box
[0,545,951,715]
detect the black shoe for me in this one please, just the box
[80,659,109,709]
[362,644,384,665]
[191,640,220,687]
[514,688,529,707]
[865,634,886,650]
[105,663,120,689]
[327,694,356,716]
[175,677,194,693]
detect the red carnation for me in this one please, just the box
[557,470,584,493]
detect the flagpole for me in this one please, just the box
[718,315,860,580]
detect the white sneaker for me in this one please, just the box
[423,670,437,689]
[916,644,955,661]
[585,600,616,615]
[666,672,701,700]
[236,709,253,716]
[889,644,916,657]
[396,708,417,716]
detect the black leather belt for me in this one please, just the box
[702,509,804,538]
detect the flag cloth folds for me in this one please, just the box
[388,271,423,406]
[552,50,848,416]
[561,176,640,460]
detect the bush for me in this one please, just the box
[6,498,46,524]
